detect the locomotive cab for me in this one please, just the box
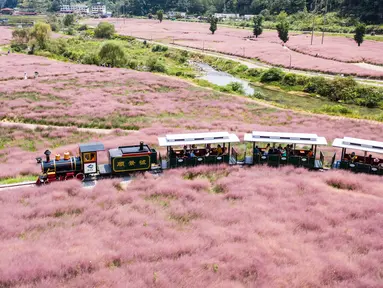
[36,142,105,185]
[79,142,105,177]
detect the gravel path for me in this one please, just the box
[0,120,137,134]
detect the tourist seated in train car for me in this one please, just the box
[217,145,223,155]
[350,152,358,163]
[189,150,196,158]
[307,148,313,158]
[281,148,287,157]
[169,147,176,158]
[183,145,188,154]
[254,145,260,154]
[373,157,381,165]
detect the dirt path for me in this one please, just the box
[0,120,137,134]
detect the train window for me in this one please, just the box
[84,152,96,162]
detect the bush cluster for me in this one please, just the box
[151,45,168,52]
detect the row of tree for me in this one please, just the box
[3,0,382,24]
[207,11,366,47]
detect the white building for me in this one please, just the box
[214,13,254,20]
[91,3,106,15]
[167,11,186,17]
[60,4,89,14]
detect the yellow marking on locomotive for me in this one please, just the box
[139,159,147,165]
[128,160,136,166]
[117,161,125,167]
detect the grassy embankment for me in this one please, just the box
[194,55,383,121]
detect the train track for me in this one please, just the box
[0,175,135,191]
[0,181,36,190]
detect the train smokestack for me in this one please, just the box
[44,150,51,162]
[139,141,144,151]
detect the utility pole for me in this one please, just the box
[321,0,328,44]
[311,15,315,45]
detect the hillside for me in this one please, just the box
[3,0,382,24]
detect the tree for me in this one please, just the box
[354,23,366,47]
[98,42,127,67]
[209,16,218,35]
[63,14,74,27]
[50,0,61,12]
[12,28,30,45]
[276,12,289,43]
[253,15,263,38]
[94,22,116,39]
[157,9,164,23]
[30,22,51,49]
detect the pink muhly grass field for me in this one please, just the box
[0,27,12,46]
[0,165,382,287]
[287,34,383,65]
[85,18,383,78]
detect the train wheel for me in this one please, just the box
[76,173,85,182]
[65,175,74,181]
[43,179,49,185]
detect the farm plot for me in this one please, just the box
[85,19,383,78]
[0,165,382,287]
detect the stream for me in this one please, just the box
[194,62,255,96]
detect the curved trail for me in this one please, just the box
[0,120,138,134]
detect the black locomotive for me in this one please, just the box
[36,142,159,185]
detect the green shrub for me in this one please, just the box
[282,73,297,86]
[94,22,115,39]
[112,34,135,41]
[251,91,266,99]
[84,29,94,37]
[46,38,68,55]
[303,77,333,96]
[235,64,248,73]
[329,76,358,102]
[180,50,189,57]
[66,28,75,35]
[50,22,59,32]
[147,57,166,72]
[260,68,284,82]
[152,45,168,52]
[295,75,308,86]
[81,53,100,65]
[228,82,245,94]
[354,87,383,108]
[10,43,28,52]
[246,68,261,77]
[98,42,126,67]
[178,56,187,64]
[318,104,353,115]
[77,24,88,31]
[127,59,138,69]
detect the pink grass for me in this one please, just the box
[0,27,12,46]
[0,166,382,287]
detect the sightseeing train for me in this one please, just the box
[35,131,383,185]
